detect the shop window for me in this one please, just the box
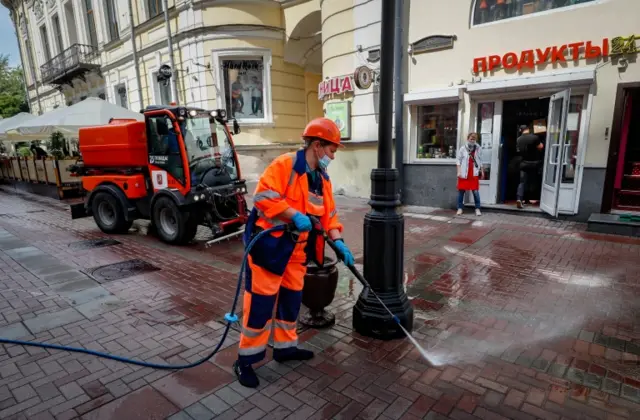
[213,49,272,124]
[562,95,584,184]
[114,83,128,109]
[416,103,459,160]
[152,71,172,105]
[476,102,495,181]
[472,0,596,26]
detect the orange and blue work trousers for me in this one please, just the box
[238,231,308,365]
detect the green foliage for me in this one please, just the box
[46,131,66,159]
[0,54,29,119]
[17,147,31,157]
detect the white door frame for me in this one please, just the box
[540,88,572,217]
[469,85,591,214]
[469,100,502,205]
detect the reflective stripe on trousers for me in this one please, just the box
[238,256,306,365]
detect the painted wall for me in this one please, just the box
[320,0,382,198]
[407,0,640,168]
[8,0,324,156]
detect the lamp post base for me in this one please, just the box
[353,168,414,340]
[353,288,413,340]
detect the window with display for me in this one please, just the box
[473,0,596,26]
[213,50,272,124]
[222,59,264,120]
[416,103,459,160]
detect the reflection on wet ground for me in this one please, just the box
[1,187,640,418]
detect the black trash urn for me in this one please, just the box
[300,255,339,328]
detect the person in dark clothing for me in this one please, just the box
[516,125,544,209]
[30,144,48,159]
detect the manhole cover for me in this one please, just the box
[68,238,122,250]
[88,259,160,283]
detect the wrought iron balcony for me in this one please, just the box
[40,44,101,85]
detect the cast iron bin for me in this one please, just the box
[300,255,339,328]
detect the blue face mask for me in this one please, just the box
[319,154,332,170]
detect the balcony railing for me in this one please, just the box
[40,43,100,85]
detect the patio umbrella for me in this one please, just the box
[6,97,144,141]
[0,112,37,140]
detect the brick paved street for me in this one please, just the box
[0,186,639,419]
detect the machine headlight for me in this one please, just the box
[218,109,227,119]
[210,110,218,118]
[194,195,199,202]
[189,109,198,117]
[200,194,206,200]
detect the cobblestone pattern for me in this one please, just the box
[0,187,638,419]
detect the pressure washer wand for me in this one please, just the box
[307,216,433,365]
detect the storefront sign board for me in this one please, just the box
[473,35,639,74]
[318,76,354,100]
[410,35,456,54]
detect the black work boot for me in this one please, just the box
[273,347,315,363]
[233,360,259,388]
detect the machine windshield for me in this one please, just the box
[180,113,239,183]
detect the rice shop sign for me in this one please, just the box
[318,75,354,100]
[472,36,639,74]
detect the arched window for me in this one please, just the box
[472,0,597,26]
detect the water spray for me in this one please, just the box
[308,216,435,366]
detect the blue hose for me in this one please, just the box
[0,225,287,370]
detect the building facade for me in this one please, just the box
[1,0,325,170]
[318,0,640,220]
[4,0,640,220]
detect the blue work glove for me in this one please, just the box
[334,239,354,266]
[291,212,312,232]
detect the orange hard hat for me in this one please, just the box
[302,117,343,147]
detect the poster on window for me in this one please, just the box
[325,101,351,139]
[223,59,264,120]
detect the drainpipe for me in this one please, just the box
[393,0,405,202]
[20,0,43,114]
[10,6,32,113]
[163,0,179,105]
[128,0,144,109]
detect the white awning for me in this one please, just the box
[6,97,144,141]
[0,113,37,140]
[404,87,463,105]
[466,67,596,94]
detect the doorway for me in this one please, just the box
[611,89,640,212]
[498,97,550,207]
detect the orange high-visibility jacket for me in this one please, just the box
[250,149,343,266]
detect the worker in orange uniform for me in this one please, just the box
[234,118,354,388]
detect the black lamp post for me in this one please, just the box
[352,0,414,340]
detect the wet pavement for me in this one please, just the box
[0,186,639,419]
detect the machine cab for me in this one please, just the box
[143,105,242,196]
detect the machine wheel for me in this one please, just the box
[91,192,132,234]
[152,196,197,245]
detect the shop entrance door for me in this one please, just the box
[540,89,571,217]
